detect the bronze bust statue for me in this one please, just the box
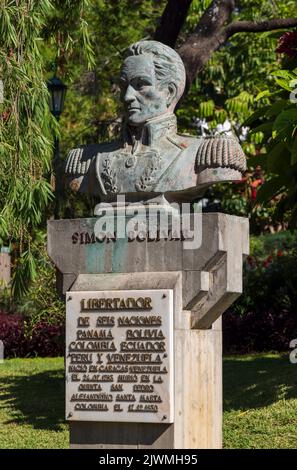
[65,40,246,203]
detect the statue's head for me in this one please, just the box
[120,40,186,127]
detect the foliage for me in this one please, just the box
[55,0,164,154]
[203,167,287,235]
[223,231,297,353]
[14,234,65,328]
[247,62,297,227]
[0,313,64,358]
[177,1,297,233]
[179,0,297,133]
[27,321,64,357]
[0,1,54,298]
[276,30,297,57]
[0,231,65,357]
[0,229,65,326]
[0,0,97,300]
[0,313,27,357]
[1,0,297,300]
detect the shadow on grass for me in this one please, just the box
[0,368,65,431]
[223,355,297,411]
[1,355,296,430]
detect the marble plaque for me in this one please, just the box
[65,289,174,423]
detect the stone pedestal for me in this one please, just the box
[0,252,11,287]
[47,212,249,449]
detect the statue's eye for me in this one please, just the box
[133,78,151,90]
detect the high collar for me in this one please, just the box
[123,113,177,152]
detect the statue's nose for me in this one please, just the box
[124,85,136,104]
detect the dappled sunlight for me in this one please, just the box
[223,354,297,411]
[0,360,65,432]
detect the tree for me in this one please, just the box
[0,0,95,298]
[154,0,297,233]
[1,0,297,298]
[55,1,297,144]
[155,0,297,89]
[56,1,297,233]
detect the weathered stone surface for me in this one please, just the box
[48,212,248,448]
[47,211,248,449]
[64,40,246,203]
[48,212,248,330]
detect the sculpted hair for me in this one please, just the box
[124,40,186,103]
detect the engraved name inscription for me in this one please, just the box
[71,230,193,244]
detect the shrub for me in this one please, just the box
[223,230,297,353]
[0,238,65,357]
[26,321,65,357]
[0,313,27,357]
[0,313,64,358]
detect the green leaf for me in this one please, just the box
[250,122,273,136]
[251,131,264,145]
[266,142,288,173]
[271,70,292,80]
[256,177,286,203]
[199,100,215,117]
[244,106,271,127]
[255,90,271,101]
[266,100,289,118]
[291,138,297,165]
[274,78,293,92]
[273,109,297,134]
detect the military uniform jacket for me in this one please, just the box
[65,114,246,203]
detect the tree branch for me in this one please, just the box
[192,0,235,35]
[154,0,297,93]
[154,0,193,48]
[178,0,235,87]
[225,18,297,37]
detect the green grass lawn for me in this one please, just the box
[223,354,297,449]
[0,354,296,448]
[0,357,68,449]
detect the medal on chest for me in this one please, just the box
[99,149,161,194]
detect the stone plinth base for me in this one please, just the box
[47,212,248,449]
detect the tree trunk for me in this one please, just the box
[155,0,297,90]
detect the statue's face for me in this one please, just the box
[120,54,170,126]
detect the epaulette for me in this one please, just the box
[64,147,92,176]
[196,135,246,173]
